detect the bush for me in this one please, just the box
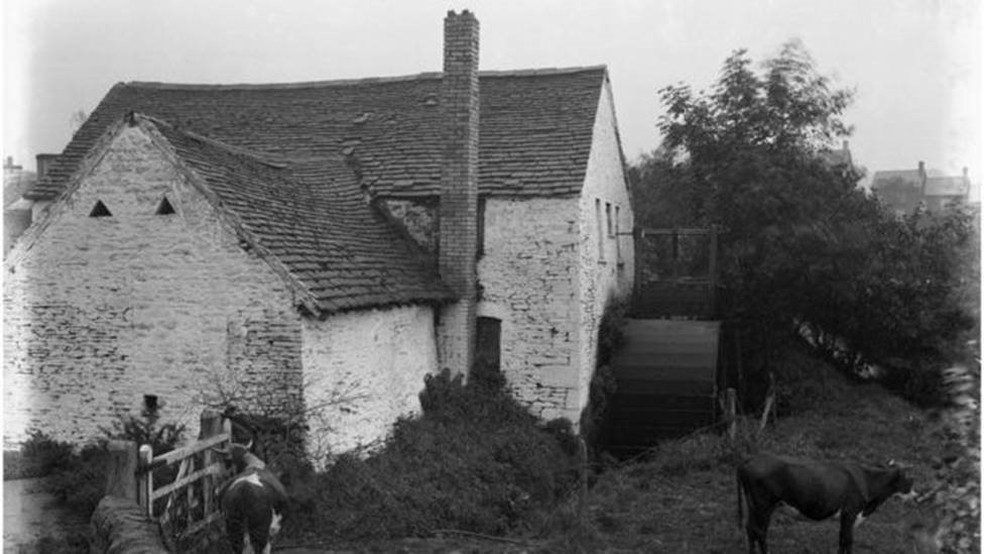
[36,406,187,519]
[286,369,582,541]
[7,430,75,480]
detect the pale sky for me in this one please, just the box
[2,0,981,187]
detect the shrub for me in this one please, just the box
[8,430,75,480]
[40,405,187,519]
[286,369,582,541]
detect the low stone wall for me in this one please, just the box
[90,495,168,554]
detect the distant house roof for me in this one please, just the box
[871,169,922,189]
[27,113,454,316]
[27,66,608,201]
[4,169,36,208]
[924,176,969,197]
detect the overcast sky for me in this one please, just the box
[2,0,981,187]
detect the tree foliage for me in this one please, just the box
[633,40,977,399]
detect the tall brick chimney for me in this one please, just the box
[437,10,480,375]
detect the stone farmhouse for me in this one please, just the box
[3,11,635,459]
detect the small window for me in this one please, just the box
[89,200,112,218]
[143,394,159,413]
[606,202,614,237]
[595,198,605,261]
[155,196,176,215]
[615,206,623,267]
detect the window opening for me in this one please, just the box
[143,394,159,413]
[616,205,623,266]
[595,199,605,261]
[606,202,614,237]
[474,316,502,380]
[89,200,112,218]
[156,196,176,215]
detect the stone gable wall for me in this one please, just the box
[575,80,635,417]
[4,126,304,446]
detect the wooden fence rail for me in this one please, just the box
[108,409,234,553]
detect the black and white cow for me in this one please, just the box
[736,453,915,554]
[214,442,290,554]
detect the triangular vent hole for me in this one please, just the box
[89,200,112,218]
[156,197,176,215]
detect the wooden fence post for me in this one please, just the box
[105,440,138,501]
[138,444,154,516]
[200,410,224,518]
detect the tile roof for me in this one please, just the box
[924,176,969,197]
[137,113,454,315]
[871,170,923,189]
[28,66,607,201]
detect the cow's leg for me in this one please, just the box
[745,503,774,554]
[226,516,246,554]
[247,510,273,554]
[838,511,857,554]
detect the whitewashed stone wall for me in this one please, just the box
[301,304,438,464]
[575,80,635,417]
[477,196,581,421]
[2,126,309,447]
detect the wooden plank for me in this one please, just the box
[151,434,229,468]
[151,464,224,502]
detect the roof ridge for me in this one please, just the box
[122,65,608,91]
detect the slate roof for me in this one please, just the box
[133,113,454,315]
[28,67,608,201]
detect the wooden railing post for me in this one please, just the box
[105,440,138,501]
[200,410,224,518]
[138,444,154,516]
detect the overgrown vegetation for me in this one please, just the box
[630,39,978,404]
[283,368,583,543]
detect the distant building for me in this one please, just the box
[819,140,853,170]
[871,161,971,215]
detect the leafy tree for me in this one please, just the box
[634,40,977,400]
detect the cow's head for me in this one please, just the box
[212,440,266,474]
[886,459,916,502]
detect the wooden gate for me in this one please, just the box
[136,410,232,552]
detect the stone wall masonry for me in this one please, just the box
[3,126,305,447]
[477,195,581,421]
[301,304,438,465]
[382,198,438,252]
[575,79,636,419]
[90,496,169,554]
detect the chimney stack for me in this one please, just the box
[437,10,480,375]
[36,154,59,179]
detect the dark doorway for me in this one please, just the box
[474,316,502,379]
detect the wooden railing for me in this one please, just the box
[105,410,233,553]
[632,226,720,319]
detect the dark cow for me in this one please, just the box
[214,441,290,554]
[736,453,915,554]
